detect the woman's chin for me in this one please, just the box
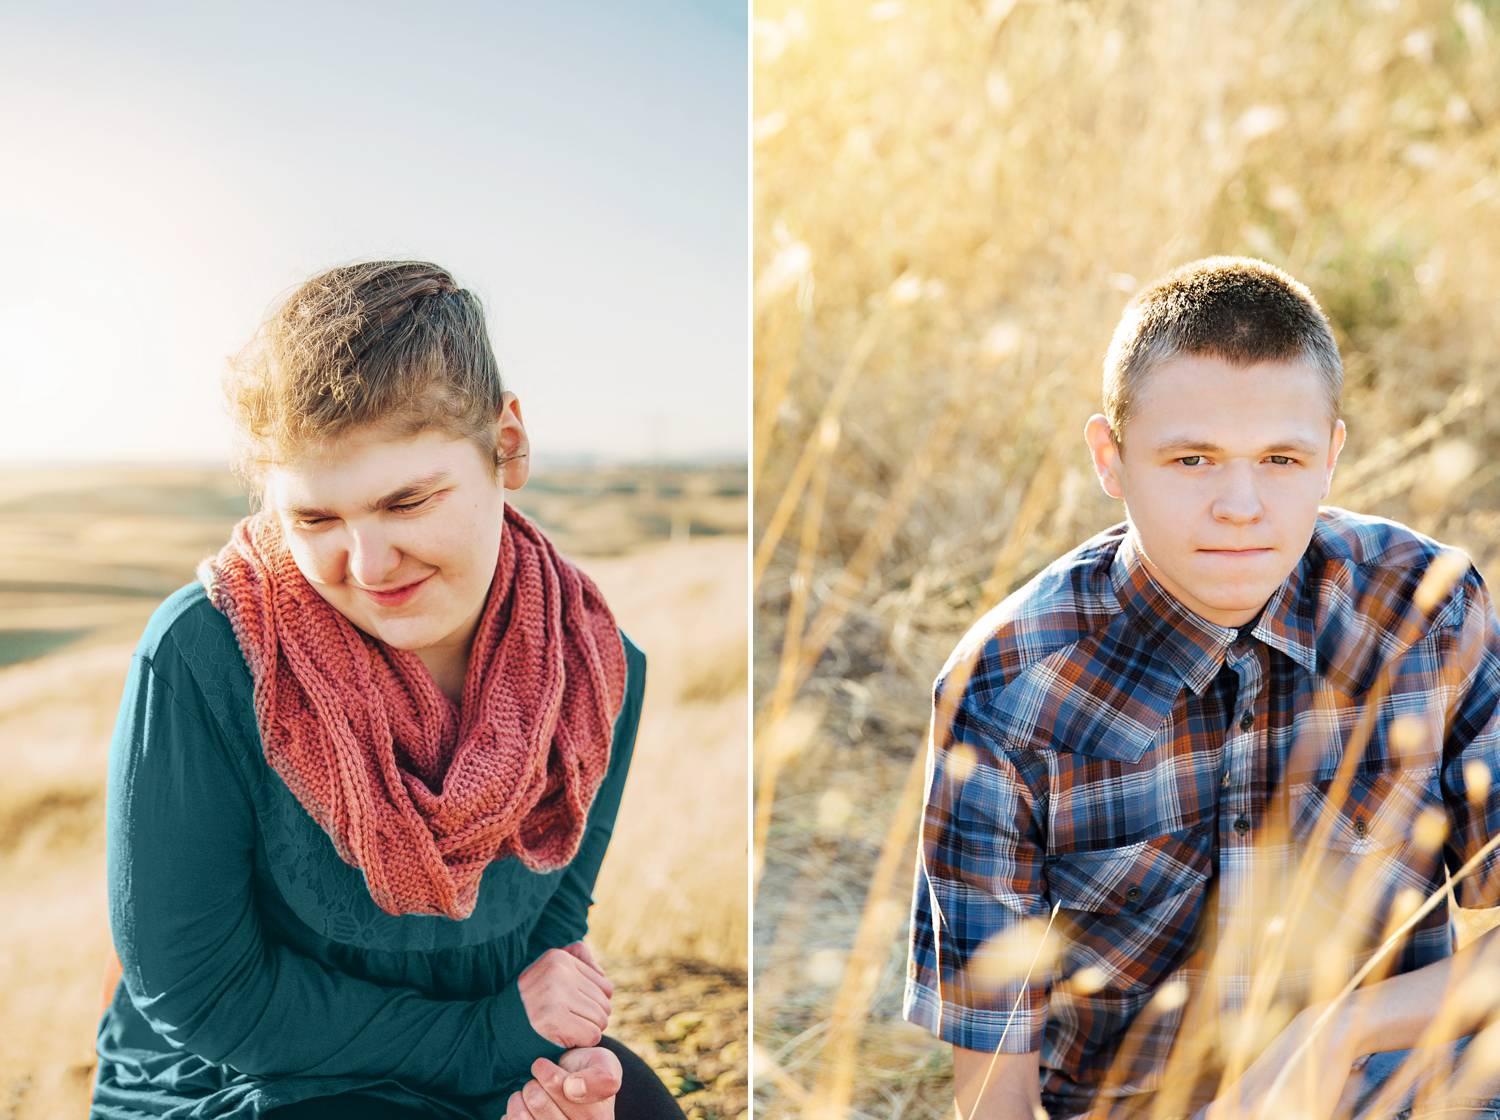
[342,611,424,649]
[367,621,435,651]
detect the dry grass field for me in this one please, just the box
[0,462,747,1120]
[754,1,1500,1117]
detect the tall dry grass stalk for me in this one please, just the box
[754,0,1500,1116]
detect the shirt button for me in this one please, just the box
[1125,886,1142,903]
[1221,770,1231,789]
[1233,816,1251,834]
[1239,710,1254,732]
[1353,817,1368,838]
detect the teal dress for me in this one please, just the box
[90,582,645,1119]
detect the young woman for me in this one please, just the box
[90,261,686,1120]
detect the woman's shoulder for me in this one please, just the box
[619,627,646,690]
[135,581,242,670]
[130,581,255,739]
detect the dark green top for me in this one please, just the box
[90,582,645,1119]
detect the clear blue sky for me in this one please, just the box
[0,1,746,464]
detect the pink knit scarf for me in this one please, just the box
[197,504,627,920]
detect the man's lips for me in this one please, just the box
[1198,547,1273,555]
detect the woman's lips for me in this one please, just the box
[360,573,432,606]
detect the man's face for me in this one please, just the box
[262,400,528,662]
[1085,353,1347,628]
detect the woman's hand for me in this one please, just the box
[517,947,613,1048]
[503,1046,623,1120]
[561,940,614,999]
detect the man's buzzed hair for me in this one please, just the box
[1102,256,1343,449]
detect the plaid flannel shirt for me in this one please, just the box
[904,506,1500,1116]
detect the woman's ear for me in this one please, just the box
[495,392,530,491]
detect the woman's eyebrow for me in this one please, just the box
[287,470,453,518]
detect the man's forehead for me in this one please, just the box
[1147,429,1329,454]
[1127,356,1336,446]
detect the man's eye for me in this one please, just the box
[295,517,331,529]
[390,497,429,513]
[1267,455,1297,466]
[1177,455,1204,467]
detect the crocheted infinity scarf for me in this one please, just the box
[197,503,626,919]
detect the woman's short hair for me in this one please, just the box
[1102,256,1343,449]
[226,260,507,491]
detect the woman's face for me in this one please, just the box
[261,398,529,663]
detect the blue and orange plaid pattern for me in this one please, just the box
[904,506,1500,1116]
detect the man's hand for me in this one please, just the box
[517,945,613,1048]
[503,1045,624,1120]
[1204,1005,1362,1120]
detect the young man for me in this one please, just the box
[904,257,1500,1119]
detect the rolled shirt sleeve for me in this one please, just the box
[904,650,1051,1054]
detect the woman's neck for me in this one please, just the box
[413,610,485,707]
[414,647,467,706]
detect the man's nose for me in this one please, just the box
[346,525,402,588]
[1212,461,1264,523]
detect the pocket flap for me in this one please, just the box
[1047,822,1215,913]
[1290,765,1439,853]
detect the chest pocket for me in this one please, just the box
[1285,763,1443,956]
[1045,821,1215,994]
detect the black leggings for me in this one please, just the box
[263,1036,687,1118]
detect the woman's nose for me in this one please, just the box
[346,526,402,588]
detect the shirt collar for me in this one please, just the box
[1109,525,1319,695]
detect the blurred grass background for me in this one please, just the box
[752,0,1500,1116]
[0,463,747,1120]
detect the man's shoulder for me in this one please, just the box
[1310,506,1479,627]
[1310,505,1454,572]
[939,522,1124,689]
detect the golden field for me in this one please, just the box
[753,1,1500,1117]
[0,462,747,1120]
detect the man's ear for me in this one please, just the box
[495,392,530,491]
[1084,414,1126,501]
[1320,419,1347,501]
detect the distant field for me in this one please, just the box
[0,462,747,1120]
[0,461,746,669]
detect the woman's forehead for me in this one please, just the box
[265,430,475,506]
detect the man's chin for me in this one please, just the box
[1189,585,1279,620]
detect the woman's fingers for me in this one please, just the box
[565,1008,606,1045]
[532,1055,620,1105]
[517,948,613,1047]
[565,947,613,1000]
[505,1089,537,1120]
[561,954,612,1018]
[521,1078,570,1120]
[564,941,614,996]
[574,985,611,1028]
